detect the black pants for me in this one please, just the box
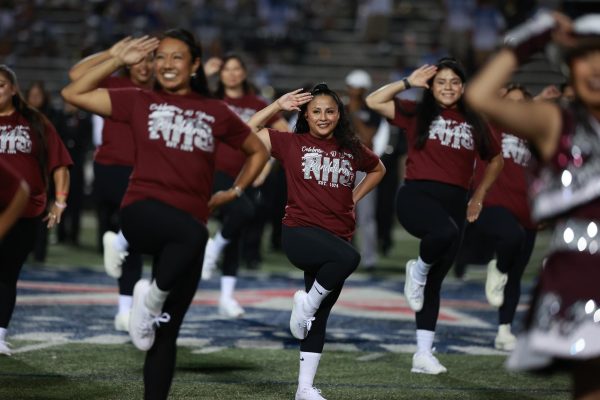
[212,171,257,276]
[282,226,360,353]
[120,199,208,400]
[396,180,467,331]
[471,206,536,325]
[93,162,142,296]
[0,216,41,328]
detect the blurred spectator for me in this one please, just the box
[53,102,92,246]
[442,0,476,67]
[356,0,393,43]
[26,81,62,262]
[471,0,505,69]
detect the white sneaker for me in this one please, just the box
[485,260,508,307]
[494,324,516,351]
[103,231,128,279]
[129,280,171,351]
[0,340,11,356]
[201,238,219,280]
[404,259,425,312]
[295,386,327,400]
[289,290,315,340]
[114,311,130,332]
[411,351,447,374]
[218,297,245,318]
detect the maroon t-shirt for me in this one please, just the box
[216,94,280,178]
[108,88,251,223]
[474,126,534,228]
[94,76,140,166]
[0,158,23,210]
[269,129,380,240]
[0,112,73,217]
[390,99,500,189]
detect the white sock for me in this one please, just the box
[416,329,435,354]
[145,280,169,315]
[118,295,133,314]
[0,327,6,342]
[298,351,321,389]
[114,230,129,252]
[413,257,432,285]
[212,231,230,254]
[220,276,237,301]
[304,281,331,316]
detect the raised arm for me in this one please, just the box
[68,37,132,81]
[466,12,572,161]
[353,160,386,204]
[62,36,159,117]
[366,64,437,119]
[246,89,312,133]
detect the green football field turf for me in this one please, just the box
[0,346,570,399]
[0,213,572,399]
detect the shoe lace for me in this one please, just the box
[303,317,316,332]
[139,312,171,337]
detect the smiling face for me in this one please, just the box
[220,57,247,90]
[0,71,16,113]
[129,53,154,86]
[304,94,340,140]
[431,68,464,109]
[154,37,200,95]
[571,49,600,111]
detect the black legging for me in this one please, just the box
[93,162,143,296]
[212,171,257,276]
[471,206,536,325]
[0,216,41,328]
[396,180,468,331]
[282,225,361,353]
[120,199,208,400]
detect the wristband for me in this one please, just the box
[231,186,243,198]
[503,10,556,65]
[402,77,411,89]
[55,191,69,197]
[55,201,67,209]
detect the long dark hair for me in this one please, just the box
[162,29,211,97]
[294,83,362,159]
[404,58,492,159]
[0,65,49,186]
[215,53,253,99]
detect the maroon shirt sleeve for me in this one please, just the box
[358,143,380,172]
[484,124,502,161]
[45,120,73,172]
[0,159,22,210]
[108,88,141,124]
[267,129,293,163]
[217,105,252,149]
[389,99,417,129]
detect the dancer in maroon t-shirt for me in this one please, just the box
[0,65,72,356]
[467,11,600,399]
[201,54,289,318]
[62,30,268,399]
[367,58,503,374]
[249,83,385,400]
[467,84,537,351]
[69,37,154,333]
[0,159,29,240]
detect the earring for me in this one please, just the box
[190,73,197,78]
